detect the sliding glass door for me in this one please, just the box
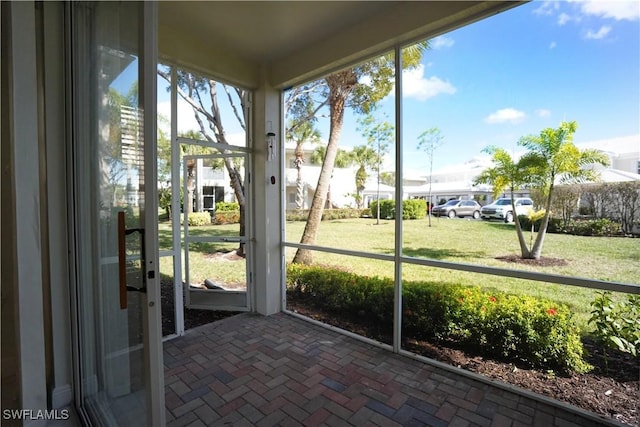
[70,2,164,426]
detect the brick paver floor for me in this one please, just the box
[164,313,616,426]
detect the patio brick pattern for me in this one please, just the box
[164,313,612,426]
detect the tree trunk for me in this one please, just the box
[529,183,555,260]
[294,148,304,209]
[510,187,531,258]
[293,71,356,264]
[186,160,195,214]
[224,157,246,257]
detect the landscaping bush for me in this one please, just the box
[185,212,211,226]
[589,291,640,358]
[518,216,621,236]
[213,211,240,224]
[287,264,591,373]
[286,208,363,222]
[564,218,621,236]
[215,202,239,212]
[369,199,427,220]
[369,200,395,219]
[403,199,427,219]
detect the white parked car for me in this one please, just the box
[480,197,533,223]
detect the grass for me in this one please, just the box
[285,217,639,331]
[159,217,639,331]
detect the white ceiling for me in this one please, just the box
[158,1,524,88]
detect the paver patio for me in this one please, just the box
[164,313,616,426]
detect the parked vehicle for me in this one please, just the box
[480,197,533,223]
[431,199,482,219]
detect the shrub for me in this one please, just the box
[369,200,395,219]
[565,218,621,236]
[213,211,240,224]
[403,199,427,220]
[589,291,640,358]
[518,216,621,236]
[184,212,211,226]
[286,264,591,373]
[369,199,426,220]
[215,202,239,212]
[286,209,363,222]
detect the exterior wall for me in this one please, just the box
[2,2,49,423]
[611,152,640,174]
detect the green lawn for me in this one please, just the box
[287,217,639,331]
[160,217,639,331]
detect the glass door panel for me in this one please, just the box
[71,2,161,425]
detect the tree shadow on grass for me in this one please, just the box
[402,247,488,259]
[158,225,241,255]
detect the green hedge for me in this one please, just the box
[184,212,211,226]
[369,199,427,220]
[286,208,364,222]
[215,202,239,212]
[286,264,591,373]
[518,216,622,236]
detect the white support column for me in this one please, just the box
[252,69,283,315]
[7,1,48,422]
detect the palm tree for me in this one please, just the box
[287,119,320,209]
[517,121,609,259]
[476,121,610,260]
[349,145,378,208]
[474,146,532,257]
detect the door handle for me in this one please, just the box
[117,211,146,310]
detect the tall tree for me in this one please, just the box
[417,127,444,227]
[357,113,394,223]
[158,67,249,256]
[291,43,427,264]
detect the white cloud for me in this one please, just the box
[533,1,560,16]
[535,109,552,118]
[431,35,455,50]
[576,0,640,21]
[549,41,557,49]
[557,12,572,25]
[585,25,612,39]
[485,108,526,124]
[402,65,456,101]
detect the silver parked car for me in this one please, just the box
[480,197,534,222]
[431,199,482,219]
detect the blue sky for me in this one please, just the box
[335,0,640,173]
[154,1,639,175]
